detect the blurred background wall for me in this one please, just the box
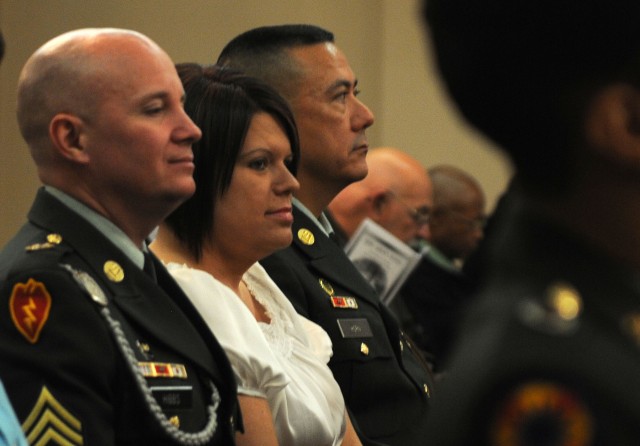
[0,0,511,246]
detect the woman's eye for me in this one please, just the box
[144,105,164,115]
[248,158,268,170]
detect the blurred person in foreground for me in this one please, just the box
[151,64,362,446]
[0,28,238,444]
[423,0,640,443]
[218,24,434,445]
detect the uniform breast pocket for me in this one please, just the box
[320,314,394,362]
[328,317,395,397]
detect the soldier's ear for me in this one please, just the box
[584,83,640,168]
[49,113,89,164]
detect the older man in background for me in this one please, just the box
[327,146,432,247]
[396,165,485,371]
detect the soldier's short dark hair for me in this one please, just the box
[217,24,334,101]
[165,64,300,261]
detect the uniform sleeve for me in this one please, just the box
[0,267,120,446]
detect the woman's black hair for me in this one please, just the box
[165,63,300,261]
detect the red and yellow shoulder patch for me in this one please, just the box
[9,278,52,344]
[491,381,594,446]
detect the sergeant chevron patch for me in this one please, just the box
[23,386,83,445]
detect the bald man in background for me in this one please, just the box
[0,28,238,444]
[327,147,432,247]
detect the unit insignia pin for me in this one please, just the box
[319,278,335,296]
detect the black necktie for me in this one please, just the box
[143,251,157,283]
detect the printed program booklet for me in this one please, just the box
[344,218,421,305]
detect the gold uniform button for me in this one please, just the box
[46,233,63,244]
[169,416,180,428]
[360,343,369,355]
[423,383,431,397]
[399,340,404,352]
[297,228,315,245]
[547,282,582,320]
[103,260,124,282]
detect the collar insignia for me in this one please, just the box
[103,260,124,283]
[297,228,315,245]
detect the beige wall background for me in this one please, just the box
[0,0,511,247]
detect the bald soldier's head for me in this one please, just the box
[16,28,201,246]
[328,147,432,244]
[18,29,163,162]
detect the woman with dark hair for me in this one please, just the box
[152,64,361,446]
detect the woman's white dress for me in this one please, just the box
[166,262,347,446]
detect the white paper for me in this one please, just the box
[344,218,421,305]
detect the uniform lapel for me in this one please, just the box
[291,206,380,305]
[27,189,218,376]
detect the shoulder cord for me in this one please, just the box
[99,305,220,445]
[62,264,220,445]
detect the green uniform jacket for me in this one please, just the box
[0,188,239,445]
[261,206,433,446]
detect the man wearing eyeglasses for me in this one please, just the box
[397,164,486,372]
[327,147,433,247]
